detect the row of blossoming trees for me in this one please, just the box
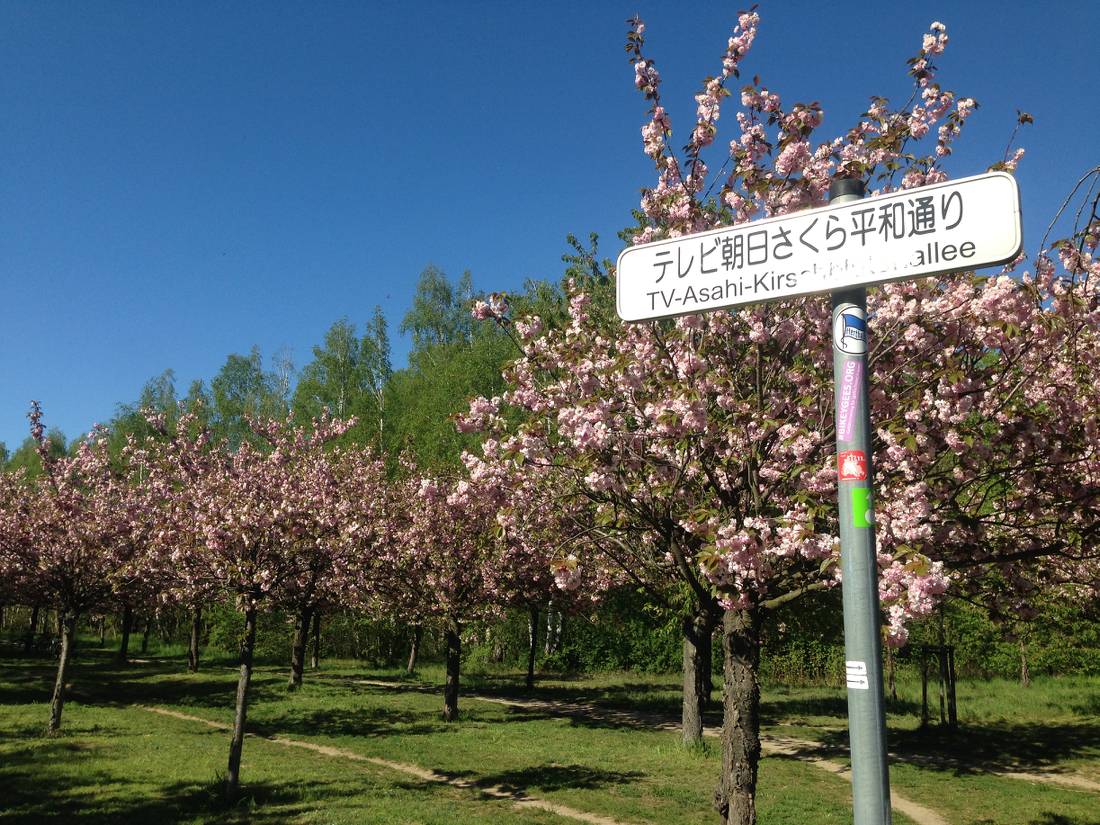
[0,402,591,800]
[1,11,1099,825]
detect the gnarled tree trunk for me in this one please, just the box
[225,605,258,802]
[526,605,540,690]
[443,619,461,722]
[714,608,762,825]
[47,611,78,734]
[187,607,202,673]
[406,624,422,674]
[288,605,314,690]
[682,605,719,746]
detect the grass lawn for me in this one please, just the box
[0,644,1097,824]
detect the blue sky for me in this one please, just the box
[2,1,1097,449]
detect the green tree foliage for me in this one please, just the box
[106,370,180,460]
[205,346,291,449]
[2,429,66,478]
[907,596,1100,680]
[292,308,391,446]
[399,265,475,354]
[385,265,565,470]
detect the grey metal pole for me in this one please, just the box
[829,177,892,824]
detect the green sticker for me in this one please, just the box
[851,487,873,528]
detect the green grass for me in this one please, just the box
[0,648,1097,824]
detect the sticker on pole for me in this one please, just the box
[838,450,867,481]
[615,171,1023,321]
[836,360,862,441]
[851,487,874,528]
[846,660,870,690]
[833,304,866,354]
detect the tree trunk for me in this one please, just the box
[310,610,321,669]
[1019,640,1031,688]
[406,624,422,674]
[24,605,40,654]
[47,612,78,734]
[526,606,540,690]
[188,607,202,673]
[443,620,461,722]
[288,605,314,691]
[118,604,133,662]
[702,631,715,709]
[544,605,559,655]
[0,604,5,629]
[140,618,151,654]
[946,646,958,729]
[682,607,719,746]
[714,608,761,825]
[225,605,258,803]
[98,616,106,647]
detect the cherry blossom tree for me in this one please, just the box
[264,428,390,691]
[0,404,137,733]
[369,466,501,721]
[143,411,369,801]
[460,446,615,689]
[464,14,1100,825]
[461,384,720,735]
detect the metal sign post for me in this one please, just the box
[829,178,891,824]
[614,169,1023,825]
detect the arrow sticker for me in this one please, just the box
[846,660,870,689]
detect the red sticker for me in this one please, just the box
[838,450,867,481]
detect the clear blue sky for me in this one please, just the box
[2,1,1096,449]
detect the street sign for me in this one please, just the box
[616,171,1022,321]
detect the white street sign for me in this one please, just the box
[616,171,1022,322]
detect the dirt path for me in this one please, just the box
[140,705,635,825]
[358,680,1100,795]
[353,682,947,825]
[356,678,1100,822]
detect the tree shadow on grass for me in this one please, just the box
[0,653,245,710]
[475,763,646,794]
[388,762,646,798]
[761,693,922,724]
[470,675,684,712]
[0,738,353,824]
[249,705,452,740]
[1029,815,1100,825]
[815,720,1100,776]
[334,670,682,709]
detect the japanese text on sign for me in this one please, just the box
[616,172,1022,322]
